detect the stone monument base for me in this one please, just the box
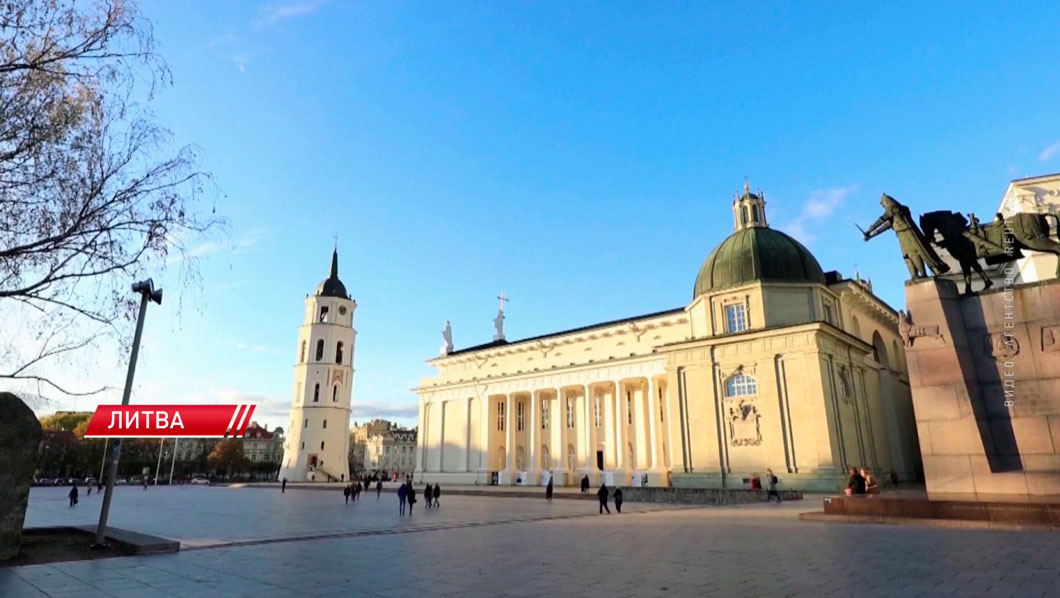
[903,278,1060,500]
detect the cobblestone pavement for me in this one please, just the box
[6,487,1059,597]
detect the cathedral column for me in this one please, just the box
[583,385,593,476]
[415,398,426,473]
[528,391,538,481]
[505,394,515,480]
[646,378,659,470]
[615,381,628,476]
[437,400,446,473]
[479,395,490,474]
[464,397,472,472]
[551,389,565,480]
[603,383,616,470]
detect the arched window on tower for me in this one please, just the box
[752,205,760,223]
[313,383,320,402]
[725,372,758,397]
[315,339,324,361]
[323,420,327,429]
[319,306,329,323]
[300,341,306,363]
[336,341,344,364]
[741,205,749,226]
[321,441,325,450]
[332,385,338,402]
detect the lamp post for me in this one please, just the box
[94,278,162,547]
[154,438,165,485]
[169,438,178,485]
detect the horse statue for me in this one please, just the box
[920,210,1060,293]
[919,211,994,294]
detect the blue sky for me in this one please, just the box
[31,1,1060,429]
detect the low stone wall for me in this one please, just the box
[620,486,802,505]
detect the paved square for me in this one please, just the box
[6,486,1060,597]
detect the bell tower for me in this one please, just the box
[279,248,356,482]
[732,180,769,231]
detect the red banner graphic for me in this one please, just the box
[84,404,257,438]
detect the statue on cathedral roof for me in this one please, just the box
[440,320,453,356]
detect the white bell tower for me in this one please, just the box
[279,248,356,482]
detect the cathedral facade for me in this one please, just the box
[279,250,357,482]
[414,186,922,491]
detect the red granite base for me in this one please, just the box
[822,496,1060,526]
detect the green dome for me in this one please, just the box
[694,227,826,297]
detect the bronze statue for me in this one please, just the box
[919,211,994,294]
[862,194,950,279]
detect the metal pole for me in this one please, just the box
[154,438,164,485]
[99,439,108,481]
[94,292,150,546]
[169,438,178,485]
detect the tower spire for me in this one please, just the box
[329,247,339,279]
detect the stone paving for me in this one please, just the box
[5,486,1060,597]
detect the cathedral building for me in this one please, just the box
[279,249,357,482]
[414,185,922,491]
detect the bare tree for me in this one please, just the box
[0,0,223,397]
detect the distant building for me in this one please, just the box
[349,419,395,473]
[242,422,284,463]
[363,426,417,477]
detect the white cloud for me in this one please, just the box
[232,54,251,74]
[203,32,237,50]
[253,0,327,29]
[782,185,859,244]
[1039,139,1060,162]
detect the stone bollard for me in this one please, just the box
[0,392,42,560]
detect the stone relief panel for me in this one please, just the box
[727,399,762,447]
[984,332,1019,359]
[1042,325,1060,355]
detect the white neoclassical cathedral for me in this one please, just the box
[279,249,357,482]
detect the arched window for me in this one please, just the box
[725,372,757,397]
[301,441,304,449]
[626,391,632,425]
[752,205,760,223]
[304,419,308,428]
[315,339,324,361]
[872,331,889,367]
[323,419,327,429]
[851,315,862,339]
[313,383,320,402]
[332,385,338,402]
[566,397,574,428]
[300,341,306,363]
[336,341,344,364]
[741,205,749,226]
[319,306,329,323]
[321,441,325,450]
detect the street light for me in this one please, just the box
[93,278,162,547]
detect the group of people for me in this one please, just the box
[596,483,623,513]
[846,466,883,495]
[394,479,440,515]
[341,478,384,503]
[748,468,783,502]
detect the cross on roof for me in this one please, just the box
[497,291,509,312]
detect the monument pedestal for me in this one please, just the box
[904,278,1060,500]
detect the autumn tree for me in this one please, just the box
[207,439,248,478]
[0,0,223,398]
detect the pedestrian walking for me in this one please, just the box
[424,483,433,510]
[545,474,554,503]
[597,483,610,514]
[432,483,441,508]
[407,484,417,516]
[376,479,383,498]
[282,477,287,493]
[68,484,79,507]
[344,484,351,505]
[398,482,408,515]
[613,487,623,513]
[580,474,589,493]
[86,485,92,496]
[765,468,782,503]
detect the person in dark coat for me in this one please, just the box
[597,483,610,514]
[282,477,287,493]
[432,483,440,507]
[423,483,433,510]
[545,474,554,502]
[407,484,416,516]
[580,475,589,493]
[343,484,351,504]
[613,487,623,513]
[68,484,79,507]
[397,482,408,515]
[376,479,383,498]
[846,466,866,495]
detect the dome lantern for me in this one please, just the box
[732,180,768,231]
